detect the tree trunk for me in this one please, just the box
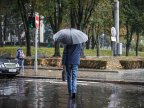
[18,0,31,56]
[54,42,60,57]
[17,25,22,46]
[25,28,31,56]
[91,24,95,49]
[3,15,7,45]
[125,21,133,56]
[70,1,76,28]
[92,24,99,57]
[0,21,3,47]
[86,27,91,49]
[49,0,63,57]
[96,34,100,57]
[125,21,129,56]
[135,31,139,56]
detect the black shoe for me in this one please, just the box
[72,93,76,99]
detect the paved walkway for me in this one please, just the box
[17,66,144,85]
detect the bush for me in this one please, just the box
[24,57,107,69]
[120,60,142,69]
[80,59,107,69]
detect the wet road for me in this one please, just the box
[0,78,144,108]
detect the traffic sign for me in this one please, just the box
[35,15,39,28]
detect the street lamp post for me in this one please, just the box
[114,0,119,43]
[114,0,121,55]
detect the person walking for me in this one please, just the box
[62,44,82,99]
[16,48,25,75]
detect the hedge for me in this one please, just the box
[119,60,144,69]
[24,57,107,69]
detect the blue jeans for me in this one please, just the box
[66,65,78,94]
[17,59,24,72]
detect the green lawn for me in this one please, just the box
[1,46,144,57]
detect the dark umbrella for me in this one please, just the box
[53,28,88,44]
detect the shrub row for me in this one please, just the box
[80,59,107,69]
[24,58,144,69]
[120,60,144,69]
[24,58,107,69]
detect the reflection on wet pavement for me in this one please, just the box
[0,78,144,108]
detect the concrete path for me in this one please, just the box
[17,66,144,84]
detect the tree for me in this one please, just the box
[17,0,39,56]
[35,0,66,57]
[133,0,144,56]
[0,0,10,47]
[120,0,144,56]
[17,0,34,56]
[69,0,100,57]
[69,0,99,30]
[87,0,113,56]
[49,0,64,57]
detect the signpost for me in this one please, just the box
[35,14,39,29]
[35,13,39,74]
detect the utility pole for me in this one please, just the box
[114,0,119,43]
[114,0,122,55]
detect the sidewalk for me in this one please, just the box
[17,66,144,85]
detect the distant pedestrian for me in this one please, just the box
[62,44,82,99]
[16,48,25,75]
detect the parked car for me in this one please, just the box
[0,55,20,77]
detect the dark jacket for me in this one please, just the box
[62,44,82,65]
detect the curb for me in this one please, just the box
[78,78,144,85]
[19,66,144,85]
[16,76,144,85]
[24,66,119,73]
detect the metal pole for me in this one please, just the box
[114,0,119,55]
[34,12,39,74]
[35,28,38,73]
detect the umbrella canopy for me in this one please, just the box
[53,28,88,44]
